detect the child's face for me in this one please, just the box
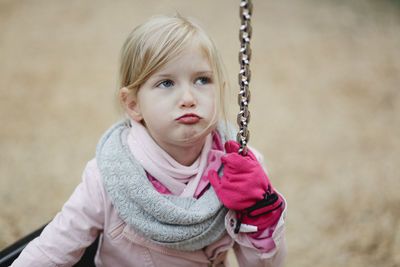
[129,45,217,150]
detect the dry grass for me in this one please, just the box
[1,0,399,266]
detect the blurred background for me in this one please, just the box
[1,0,399,266]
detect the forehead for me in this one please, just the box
[157,44,212,73]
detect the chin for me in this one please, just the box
[176,128,208,144]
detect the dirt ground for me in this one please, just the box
[1,0,399,266]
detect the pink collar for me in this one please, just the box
[127,120,224,197]
[148,132,224,198]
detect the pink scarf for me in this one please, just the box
[127,120,213,197]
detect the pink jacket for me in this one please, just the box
[11,158,287,267]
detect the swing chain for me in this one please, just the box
[237,0,253,155]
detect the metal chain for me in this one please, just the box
[237,0,253,155]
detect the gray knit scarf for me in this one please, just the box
[96,120,235,251]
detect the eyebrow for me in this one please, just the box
[195,71,214,76]
[152,70,214,79]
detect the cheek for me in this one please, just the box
[203,90,217,114]
[141,104,170,130]
[207,100,216,114]
[140,96,167,119]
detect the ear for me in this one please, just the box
[120,87,143,122]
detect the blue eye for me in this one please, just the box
[157,80,174,88]
[196,77,211,85]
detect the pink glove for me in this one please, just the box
[208,141,282,233]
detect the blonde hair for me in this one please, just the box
[118,14,228,125]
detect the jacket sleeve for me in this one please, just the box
[11,160,105,267]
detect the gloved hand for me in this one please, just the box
[208,140,283,232]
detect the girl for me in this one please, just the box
[11,15,287,266]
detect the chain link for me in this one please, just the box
[237,0,253,155]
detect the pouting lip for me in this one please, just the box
[176,113,201,120]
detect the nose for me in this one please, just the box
[179,87,196,108]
